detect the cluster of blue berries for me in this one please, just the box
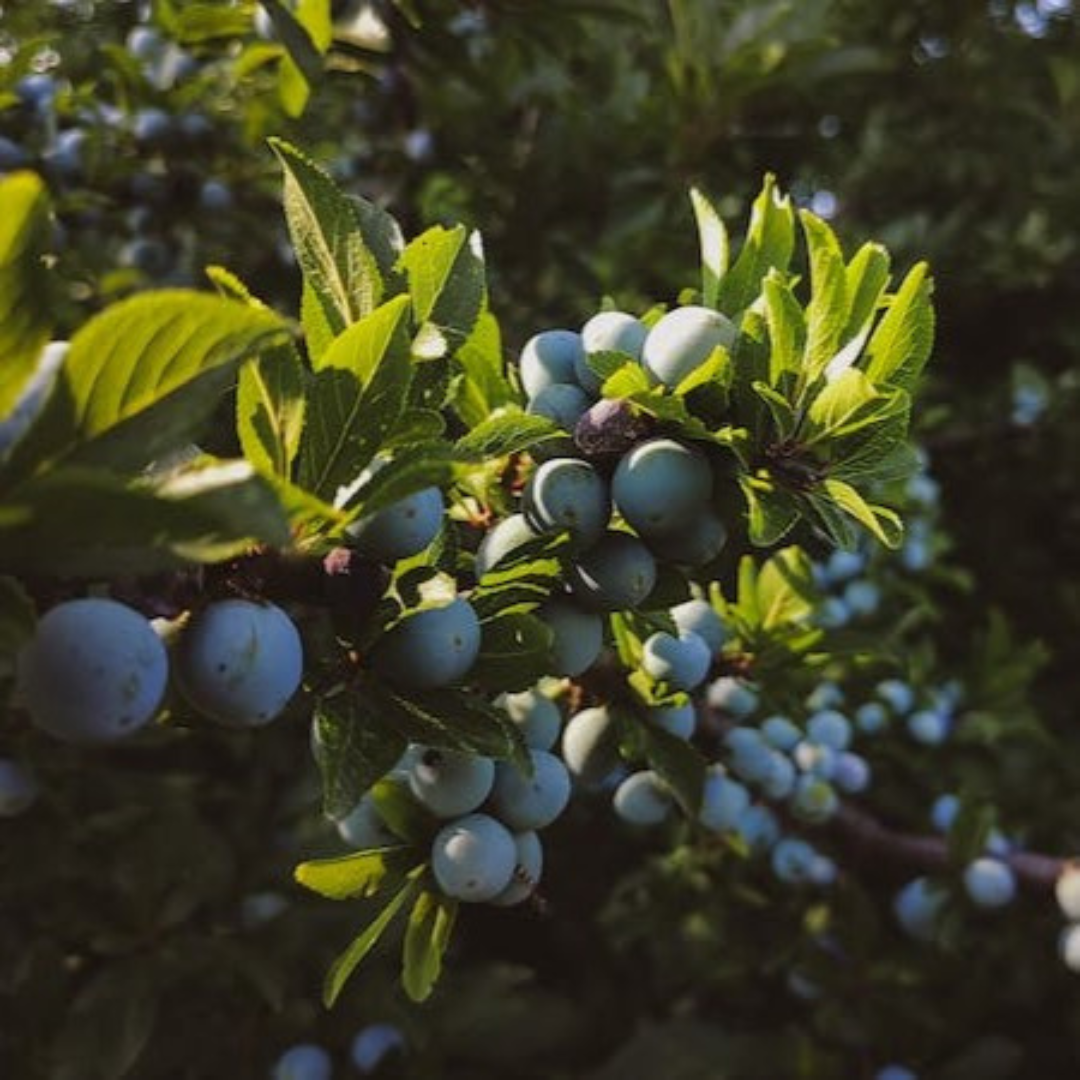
[14,595,304,744]
[338,685,571,906]
[272,1022,405,1079]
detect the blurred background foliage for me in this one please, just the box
[1,1,1079,1077]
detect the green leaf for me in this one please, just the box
[0,171,54,416]
[367,682,530,769]
[271,137,384,338]
[295,847,414,901]
[0,461,291,576]
[820,477,903,549]
[739,475,801,547]
[53,962,159,1080]
[863,262,935,392]
[370,775,439,846]
[297,295,413,501]
[236,342,307,479]
[311,692,409,821]
[947,802,994,867]
[454,409,561,460]
[262,0,328,84]
[751,381,798,441]
[402,886,457,1003]
[4,291,288,482]
[471,612,556,692]
[637,717,706,817]
[470,535,570,620]
[452,309,516,427]
[340,443,458,521]
[716,175,795,315]
[171,3,253,41]
[841,242,891,347]
[799,210,849,384]
[323,870,423,1007]
[689,187,729,308]
[399,225,486,351]
[0,574,35,659]
[805,368,891,443]
[755,546,817,631]
[762,270,806,384]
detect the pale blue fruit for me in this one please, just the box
[407,747,494,818]
[519,330,585,398]
[725,727,774,783]
[646,509,728,567]
[805,681,845,711]
[527,383,591,430]
[761,716,801,751]
[561,705,620,784]
[346,486,444,562]
[963,857,1017,909]
[641,630,712,691]
[771,837,817,883]
[707,676,759,719]
[855,701,888,735]
[1058,923,1080,973]
[670,598,727,655]
[929,793,960,834]
[524,457,611,547]
[832,752,871,794]
[806,710,852,751]
[893,877,946,941]
[350,1023,406,1074]
[612,438,712,538]
[875,1066,918,1080]
[491,749,571,830]
[0,758,38,817]
[373,597,481,688]
[699,771,750,832]
[761,752,797,800]
[734,803,780,851]
[792,740,837,780]
[647,702,696,740]
[536,598,603,676]
[475,513,540,578]
[335,794,399,848]
[498,688,562,751]
[1055,865,1080,920]
[19,598,168,743]
[490,830,544,907]
[876,678,915,715]
[577,310,648,393]
[431,812,517,902]
[569,532,656,610]
[641,305,736,387]
[907,708,950,746]
[791,776,839,823]
[843,579,881,617]
[271,1044,331,1080]
[176,600,303,727]
[613,770,673,826]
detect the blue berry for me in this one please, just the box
[350,1023,406,1074]
[613,770,673,826]
[432,813,517,902]
[806,709,852,751]
[641,305,736,388]
[963,857,1017,909]
[271,1044,332,1080]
